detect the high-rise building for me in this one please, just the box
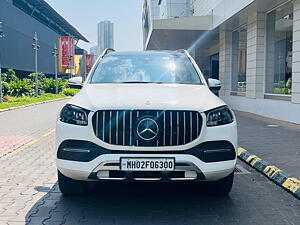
[97,20,114,54]
[90,46,99,58]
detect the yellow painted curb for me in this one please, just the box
[282,178,300,193]
[238,147,247,156]
[246,155,262,166]
[263,165,282,179]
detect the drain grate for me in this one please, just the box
[235,164,251,174]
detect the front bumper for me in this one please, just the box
[57,153,236,182]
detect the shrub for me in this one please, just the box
[8,79,34,97]
[28,73,46,93]
[63,88,80,96]
[2,81,10,96]
[274,88,291,95]
[28,72,46,82]
[42,78,66,94]
[2,69,18,82]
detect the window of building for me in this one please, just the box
[210,53,219,80]
[266,3,293,95]
[231,27,247,92]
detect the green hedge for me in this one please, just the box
[1,69,78,97]
[63,88,80,96]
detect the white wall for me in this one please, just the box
[193,0,222,16]
[193,0,254,28]
[222,95,300,124]
[159,0,192,19]
[150,0,160,20]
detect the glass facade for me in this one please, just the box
[266,3,293,95]
[231,27,247,92]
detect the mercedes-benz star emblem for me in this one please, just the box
[137,118,159,141]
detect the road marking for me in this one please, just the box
[42,129,55,137]
[282,178,300,193]
[267,124,280,128]
[24,139,38,146]
[8,138,38,156]
[264,165,282,178]
[4,129,55,158]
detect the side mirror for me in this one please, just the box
[68,76,83,89]
[208,78,221,96]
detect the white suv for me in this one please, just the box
[56,49,237,196]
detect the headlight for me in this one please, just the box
[205,106,234,127]
[60,104,90,126]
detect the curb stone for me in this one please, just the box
[238,147,300,200]
[0,97,71,113]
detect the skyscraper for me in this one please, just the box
[90,46,99,58]
[97,20,114,54]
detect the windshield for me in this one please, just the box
[90,54,202,84]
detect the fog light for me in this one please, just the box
[185,171,197,179]
[97,171,109,179]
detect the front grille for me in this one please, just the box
[92,110,202,147]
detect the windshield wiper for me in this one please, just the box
[119,81,163,84]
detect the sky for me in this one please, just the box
[46,0,144,52]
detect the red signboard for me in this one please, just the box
[86,54,94,74]
[59,36,75,70]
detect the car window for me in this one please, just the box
[90,54,202,84]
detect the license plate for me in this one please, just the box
[120,158,175,171]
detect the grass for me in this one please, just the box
[0,93,70,110]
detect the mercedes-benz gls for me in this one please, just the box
[56,49,237,196]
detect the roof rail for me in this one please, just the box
[175,49,189,54]
[101,48,115,58]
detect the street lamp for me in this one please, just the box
[0,21,5,103]
[32,32,40,97]
[52,43,59,94]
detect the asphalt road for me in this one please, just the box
[0,100,299,225]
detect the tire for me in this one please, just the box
[206,172,234,196]
[58,170,91,196]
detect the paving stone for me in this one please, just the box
[236,111,300,179]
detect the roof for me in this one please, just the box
[107,50,188,57]
[12,0,88,42]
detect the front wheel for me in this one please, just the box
[58,170,92,196]
[206,172,234,196]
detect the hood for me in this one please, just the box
[68,83,226,112]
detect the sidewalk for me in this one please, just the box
[235,111,300,179]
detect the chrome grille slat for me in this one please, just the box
[129,111,132,146]
[196,113,199,136]
[93,110,202,147]
[177,112,179,146]
[170,111,173,146]
[109,111,112,144]
[122,111,125,146]
[163,111,166,146]
[95,112,99,137]
[183,112,186,145]
[102,111,105,140]
[190,112,193,142]
[116,111,119,145]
